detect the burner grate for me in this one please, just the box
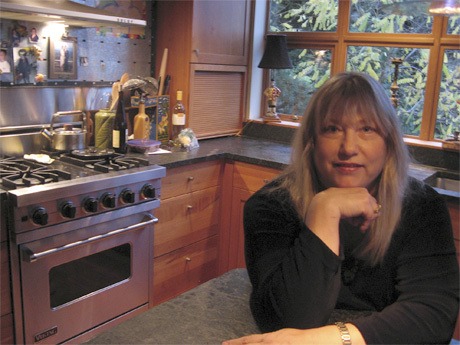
[59,153,149,173]
[93,157,149,173]
[0,158,72,189]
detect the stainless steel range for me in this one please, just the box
[2,151,165,344]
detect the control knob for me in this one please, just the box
[83,197,98,213]
[101,193,116,208]
[32,207,48,226]
[141,183,156,199]
[61,201,76,218]
[120,189,135,204]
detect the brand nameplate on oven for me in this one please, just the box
[34,326,57,343]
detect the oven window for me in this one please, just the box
[49,244,131,308]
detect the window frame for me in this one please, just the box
[257,0,459,146]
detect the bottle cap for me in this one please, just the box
[176,90,183,101]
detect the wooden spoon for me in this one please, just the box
[120,73,130,88]
[109,81,120,111]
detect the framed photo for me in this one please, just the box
[13,47,37,84]
[49,37,77,79]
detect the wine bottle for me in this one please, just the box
[133,97,150,140]
[172,90,186,140]
[112,84,128,153]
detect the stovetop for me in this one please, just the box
[0,157,98,191]
[0,152,151,191]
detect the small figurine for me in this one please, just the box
[263,79,282,121]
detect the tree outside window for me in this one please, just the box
[267,0,460,142]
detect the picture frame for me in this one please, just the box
[13,46,38,84]
[49,37,77,79]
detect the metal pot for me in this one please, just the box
[41,111,87,151]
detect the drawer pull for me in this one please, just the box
[188,176,194,181]
[187,205,193,210]
[185,257,192,262]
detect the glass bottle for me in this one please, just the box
[112,84,128,153]
[171,90,186,140]
[133,97,150,140]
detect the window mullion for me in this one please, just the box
[420,16,448,141]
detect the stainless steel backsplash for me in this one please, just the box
[0,85,112,155]
[0,85,111,129]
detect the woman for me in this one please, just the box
[224,72,458,344]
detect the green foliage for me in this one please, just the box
[269,0,459,139]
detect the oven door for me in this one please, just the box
[18,203,157,344]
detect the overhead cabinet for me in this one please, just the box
[155,0,251,138]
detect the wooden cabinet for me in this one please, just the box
[190,0,251,65]
[151,160,223,306]
[1,241,14,344]
[155,0,251,138]
[220,161,281,272]
[1,202,13,344]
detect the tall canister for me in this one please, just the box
[95,108,115,149]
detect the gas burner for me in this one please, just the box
[0,157,47,175]
[60,153,149,172]
[92,157,150,173]
[1,166,72,189]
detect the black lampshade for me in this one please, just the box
[258,34,293,69]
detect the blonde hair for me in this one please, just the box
[278,72,410,265]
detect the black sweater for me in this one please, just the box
[244,177,459,344]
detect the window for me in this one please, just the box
[266,0,460,143]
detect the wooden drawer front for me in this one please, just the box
[1,242,11,317]
[152,235,219,305]
[233,162,281,192]
[154,186,220,257]
[162,161,222,199]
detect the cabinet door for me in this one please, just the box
[228,188,252,269]
[1,241,13,344]
[233,162,281,192]
[226,162,281,270]
[189,64,247,138]
[191,0,251,65]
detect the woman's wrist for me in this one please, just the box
[335,322,352,345]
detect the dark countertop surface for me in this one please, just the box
[142,136,292,170]
[138,135,457,201]
[85,269,371,345]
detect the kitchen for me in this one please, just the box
[1,0,459,344]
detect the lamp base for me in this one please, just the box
[262,114,281,123]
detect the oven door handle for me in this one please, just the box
[21,213,158,263]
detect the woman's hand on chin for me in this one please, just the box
[306,187,381,254]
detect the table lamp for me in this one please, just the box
[258,34,293,122]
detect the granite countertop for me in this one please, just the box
[139,135,457,201]
[85,269,370,345]
[141,136,292,170]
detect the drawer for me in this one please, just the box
[154,186,220,257]
[232,162,281,192]
[152,235,219,306]
[1,241,11,317]
[162,161,222,199]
